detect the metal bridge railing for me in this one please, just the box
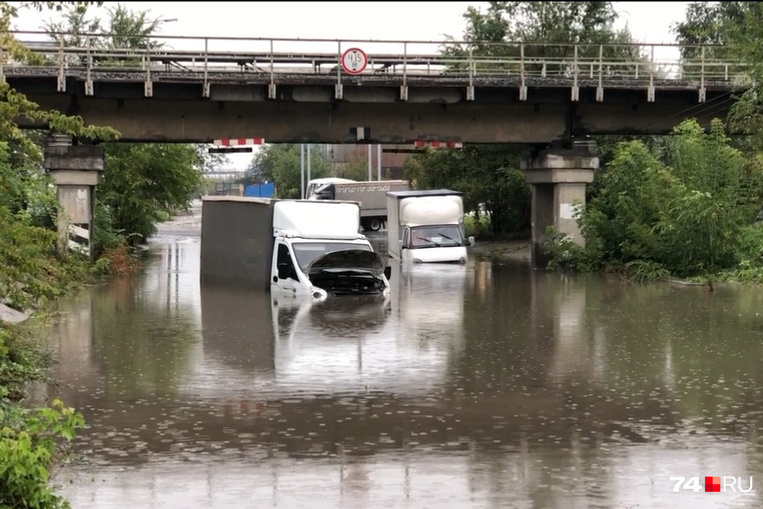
[1,31,750,102]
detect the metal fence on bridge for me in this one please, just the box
[1,31,750,102]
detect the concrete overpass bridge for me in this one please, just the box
[5,32,747,145]
[10,32,745,266]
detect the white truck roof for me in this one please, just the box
[399,195,464,226]
[273,200,363,240]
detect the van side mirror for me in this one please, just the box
[467,236,475,246]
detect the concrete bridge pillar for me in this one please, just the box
[42,135,105,261]
[521,143,598,268]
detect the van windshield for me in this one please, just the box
[409,225,463,248]
[292,243,372,271]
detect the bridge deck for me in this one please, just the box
[3,32,748,99]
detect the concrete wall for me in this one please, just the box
[200,197,275,290]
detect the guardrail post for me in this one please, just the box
[596,44,603,102]
[400,41,408,101]
[647,45,655,102]
[571,44,579,101]
[699,45,706,103]
[335,41,343,100]
[85,35,93,96]
[268,39,277,99]
[144,45,153,97]
[466,47,475,101]
[202,37,210,98]
[519,42,527,101]
[57,36,65,92]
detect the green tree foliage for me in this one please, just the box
[0,386,85,509]
[97,143,202,245]
[549,118,763,278]
[253,144,329,198]
[44,3,206,254]
[442,1,639,75]
[671,2,747,79]
[45,2,166,50]
[404,145,530,238]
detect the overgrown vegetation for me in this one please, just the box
[543,118,763,281]
[0,3,207,507]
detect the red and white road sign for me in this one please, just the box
[341,48,368,75]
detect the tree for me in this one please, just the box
[44,4,207,251]
[97,143,203,245]
[45,2,166,50]
[442,1,640,76]
[671,2,747,78]
[253,144,329,198]
[404,145,530,238]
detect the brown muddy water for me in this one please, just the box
[40,208,763,508]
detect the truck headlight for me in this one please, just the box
[310,287,328,301]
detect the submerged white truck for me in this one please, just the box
[386,189,474,264]
[200,196,390,300]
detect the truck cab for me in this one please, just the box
[387,190,473,265]
[270,200,390,301]
[400,222,469,264]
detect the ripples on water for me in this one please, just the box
[42,232,763,508]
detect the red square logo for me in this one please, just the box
[705,476,721,492]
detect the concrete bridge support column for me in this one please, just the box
[521,144,598,269]
[42,135,105,262]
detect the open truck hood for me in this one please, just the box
[306,249,386,277]
[306,249,388,295]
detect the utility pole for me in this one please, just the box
[376,144,381,180]
[300,144,305,198]
[367,144,372,181]
[307,144,312,189]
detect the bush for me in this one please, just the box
[0,388,85,509]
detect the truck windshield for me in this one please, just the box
[292,243,372,271]
[410,225,463,248]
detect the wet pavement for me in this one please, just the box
[42,203,763,508]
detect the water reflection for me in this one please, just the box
[44,232,763,508]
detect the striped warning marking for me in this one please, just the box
[213,138,265,146]
[413,141,463,149]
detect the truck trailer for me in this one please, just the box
[386,190,473,264]
[308,179,411,232]
[200,196,390,300]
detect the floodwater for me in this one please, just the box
[42,208,763,509]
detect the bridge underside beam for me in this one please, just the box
[11,74,734,144]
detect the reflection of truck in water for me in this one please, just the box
[386,190,474,264]
[307,178,411,232]
[200,197,390,301]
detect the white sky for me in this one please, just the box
[12,1,692,169]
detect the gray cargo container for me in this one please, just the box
[311,180,410,231]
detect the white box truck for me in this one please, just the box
[308,179,411,231]
[386,190,474,264]
[201,196,390,300]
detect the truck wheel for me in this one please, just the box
[369,218,383,231]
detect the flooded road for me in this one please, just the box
[44,208,763,508]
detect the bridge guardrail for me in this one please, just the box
[1,31,750,102]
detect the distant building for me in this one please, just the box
[327,144,411,180]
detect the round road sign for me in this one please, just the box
[341,48,368,75]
